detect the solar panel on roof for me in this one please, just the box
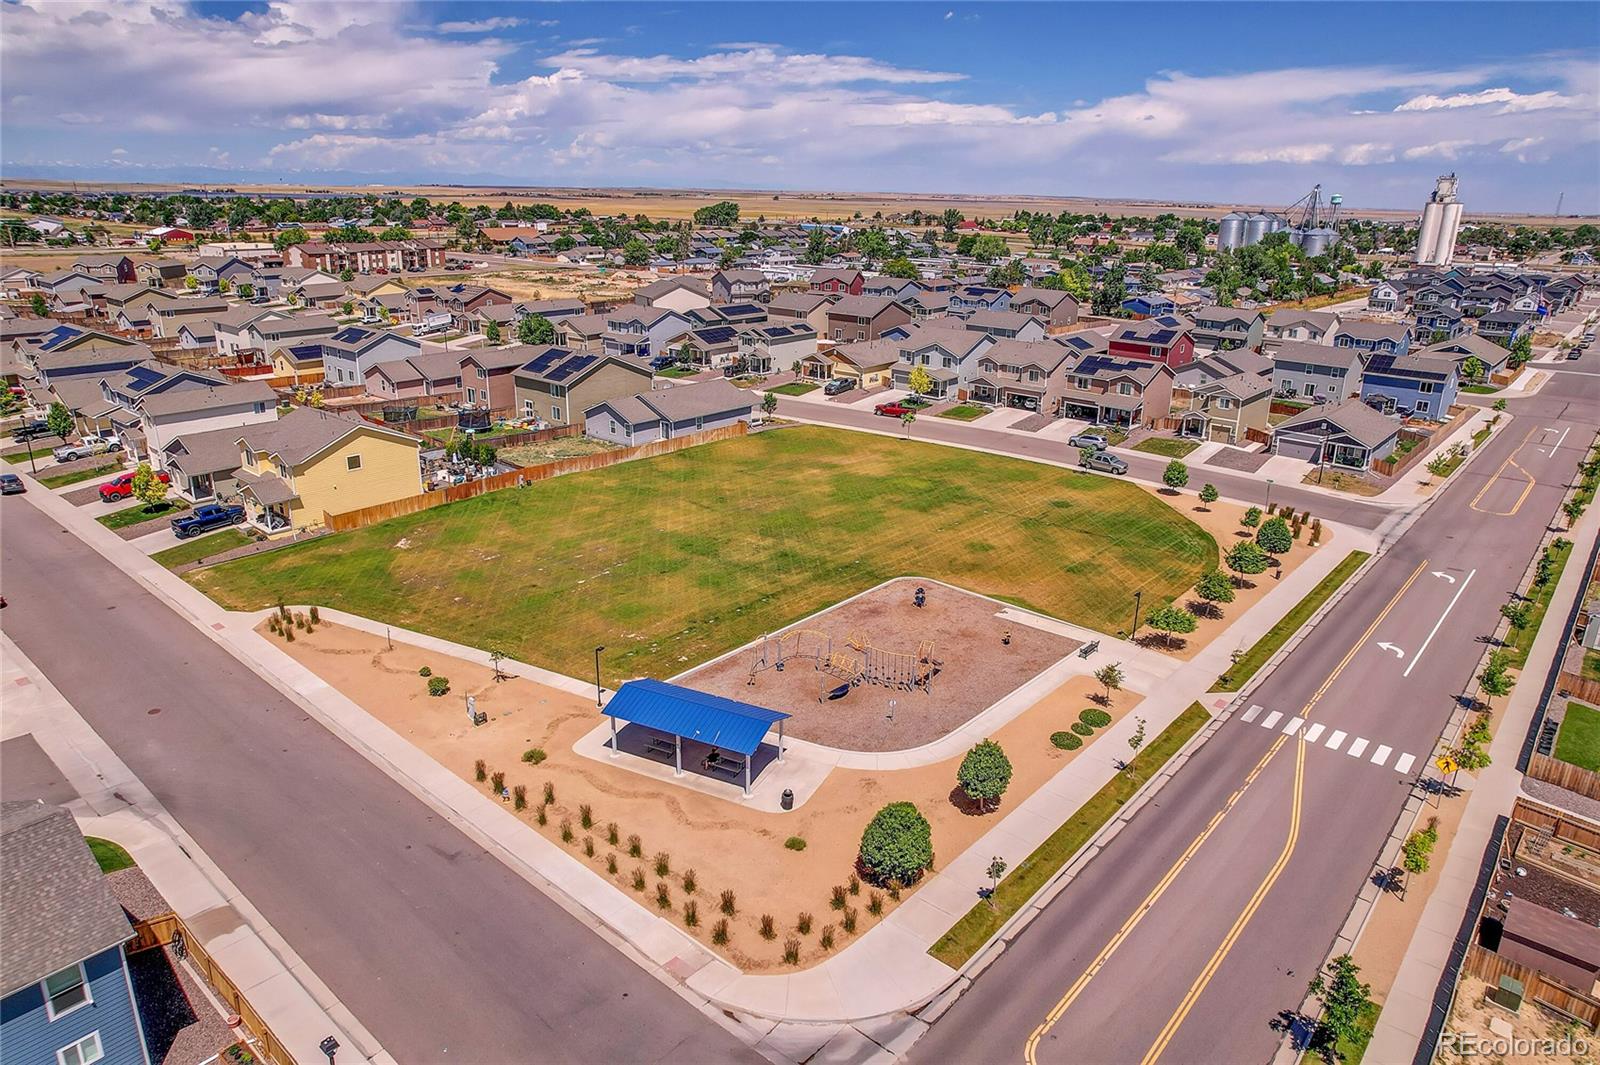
[546,354,596,382]
[766,326,793,338]
[1145,330,1175,345]
[696,326,737,344]
[125,365,167,388]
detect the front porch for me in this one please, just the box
[235,470,300,535]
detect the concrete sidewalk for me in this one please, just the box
[0,633,390,1065]
[1363,498,1600,1063]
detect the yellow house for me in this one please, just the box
[268,343,325,382]
[825,338,899,389]
[233,407,422,533]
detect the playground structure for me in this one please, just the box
[749,626,941,700]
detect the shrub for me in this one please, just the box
[858,801,935,886]
[683,900,699,928]
[512,784,527,811]
[628,834,642,858]
[579,803,593,829]
[1079,708,1112,728]
[783,938,801,964]
[956,739,1013,812]
[759,914,776,940]
[631,868,647,892]
[1051,731,1083,750]
[681,868,697,894]
[1071,721,1094,736]
[784,836,807,851]
[606,854,618,875]
[535,805,547,827]
[419,666,432,677]
[886,880,902,901]
[868,891,884,916]
[560,820,574,844]
[712,919,730,946]
[308,606,319,624]
[489,770,505,794]
[820,925,836,950]
[842,907,858,934]
[284,627,295,643]
[474,759,486,782]
[1256,516,1293,555]
[656,882,672,910]
[653,851,671,878]
[848,874,861,896]
[607,822,620,846]
[583,836,595,857]
[427,675,450,697]
[521,747,546,765]
[796,912,813,935]
[720,889,737,916]
[543,781,556,805]
[831,885,848,910]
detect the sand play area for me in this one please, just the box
[266,617,1141,972]
[680,578,1080,751]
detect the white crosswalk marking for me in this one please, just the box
[1325,730,1347,751]
[1303,724,1325,743]
[1370,744,1392,767]
[1393,753,1416,774]
[1261,711,1283,729]
[1240,704,1264,723]
[1236,710,1423,778]
[1347,737,1369,758]
[1283,717,1304,736]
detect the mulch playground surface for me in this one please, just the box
[680,578,1079,752]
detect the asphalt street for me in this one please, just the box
[911,358,1598,1063]
[0,503,760,1065]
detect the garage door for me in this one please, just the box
[1275,435,1321,462]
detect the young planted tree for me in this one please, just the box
[1194,570,1236,617]
[1125,717,1147,778]
[900,410,916,438]
[1093,661,1124,705]
[46,401,74,442]
[760,391,778,417]
[484,319,502,345]
[1162,459,1190,491]
[1565,497,1587,529]
[1499,600,1530,631]
[30,293,49,317]
[907,365,934,400]
[1400,819,1438,876]
[130,462,169,511]
[956,739,1014,812]
[1225,540,1270,583]
[1241,506,1262,530]
[1197,483,1219,510]
[1305,954,1375,1063]
[1477,652,1514,698]
[1256,515,1294,557]
[1144,605,1198,649]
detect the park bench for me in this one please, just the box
[1079,640,1101,658]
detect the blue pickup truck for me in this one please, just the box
[171,503,246,538]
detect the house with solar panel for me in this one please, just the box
[511,347,653,427]
[1107,314,1196,368]
[675,324,744,370]
[736,322,817,377]
[317,326,425,388]
[1357,353,1459,420]
[214,309,339,359]
[601,306,695,363]
[1189,306,1264,354]
[584,379,755,447]
[1332,320,1413,358]
[1051,353,1176,427]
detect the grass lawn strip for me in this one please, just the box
[1132,437,1200,459]
[1501,538,1573,669]
[85,836,135,873]
[1555,702,1600,771]
[38,462,121,489]
[190,426,1217,686]
[1584,651,1600,683]
[97,499,188,531]
[150,528,254,570]
[1299,1000,1381,1065]
[937,404,988,421]
[928,702,1212,968]
[1462,384,1500,395]
[1213,551,1371,692]
[768,381,819,396]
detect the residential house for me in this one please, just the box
[1263,310,1340,351]
[1366,282,1403,312]
[285,240,446,274]
[511,348,654,427]
[809,268,865,296]
[149,297,229,339]
[460,345,543,409]
[1008,288,1080,329]
[861,276,920,301]
[710,270,771,304]
[814,338,899,389]
[319,326,424,388]
[28,341,149,388]
[1050,353,1175,427]
[1414,305,1468,343]
[1121,294,1177,319]
[1270,340,1365,403]
[1476,310,1533,348]
[100,285,180,337]
[1421,333,1513,379]
[735,322,816,376]
[602,307,694,362]
[1108,314,1196,368]
[1273,399,1401,467]
[766,292,836,335]
[964,339,1074,413]
[556,313,608,353]
[964,310,1046,341]
[290,280,351,311]
[634,277,713,313]
[899,288,953,320]
[0,801,149,1065]
[134,259,187,288]
[363,350,462,401]
[70,254,135,284]
[35,270,102,306]
[268,344,326,381]
[676,325,744,370]
[1188,305,1264,354]
[233,407,423,533]
[187,256,255,294]
[216,311,340,358]
[823,296,911,343]
[1174,349,1273,392]
[1175,373,1272,445]
[948,286,1011,317]
[134,379,279,461]
[585,378,753,445]
[1358,353,1460,420]
[888,323,993,399]
[164,423,253,502]
[1333,320,1413,358]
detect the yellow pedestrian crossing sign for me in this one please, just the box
[1436,754,1459,775]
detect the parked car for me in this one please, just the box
[51,434,122,463]
[10,420,53,442]
[0,473,25,495]
[1068,431,1110,451]
[649,353,683,371]
[874,402,911,417]
[98,469,171,502]
[822,378,855,396]
[1568,347,1584,360]
[1079,450,1129,475]
[170,503,246,538]
[1583,332,1596,344]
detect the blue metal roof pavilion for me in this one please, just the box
[602,679,789,796]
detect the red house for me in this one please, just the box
[1107,314,1196,368]
[809,268,864,296]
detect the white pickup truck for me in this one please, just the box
[52,434,123,463]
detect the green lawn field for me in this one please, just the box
[190,426,1217,685]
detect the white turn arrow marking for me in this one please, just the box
[1431,571,1456,583]
[1376,642,1405,658]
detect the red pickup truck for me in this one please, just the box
[98,470,171,502]
[874,402,912,417]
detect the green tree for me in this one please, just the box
[1401,820,1438,876]
[970,234,1009,263]
[623,239,650,267]
[484,319,502,345]
[1195,570,1236,616]
[900,410,916,438]
[1198,483,1219,510]
[272,226,309,253]
[1477,652,1514,698]
[956,739,1013,812]
[760,391,778,417]
[907,365,933,399]
[1093,661,1124,704]
[1461,355,1485,382]
[1306,955,1375,1062]
[1499,600,1529,630]
[1256,516,1293,556]
[46,401,74,441]
[1126,717,1147,777]
[517,314,556,346]
[692,201,740,227]
[802,228,831,265]
[1241,506,1262,529]
[883,257,920,280]
[379,225,413,241]
[1564,497,1586,528]
[1226,541,1270,582]
[1508,333,1533,368]
[339,267,355,282]
[858,802,934,885]
[29,293,48,317]
[1092,266,1127,316]
[1144,605,1198,648]
[1162,459,1189,491]
[236,283,254,300]
[130,462,169,510]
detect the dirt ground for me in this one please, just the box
[268,618,1139,972]
[680,578,1079,751]
[1437,976,1599,1065]
[462,267,649,306]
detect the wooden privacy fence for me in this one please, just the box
[1558,670,1600,707]
[128,912,298,1064]
[1461,943,1600,1029]
[325,421,748,533]
[1371,427,1438,477]
[1512,796,1600,851]
[1526,751,1600,801]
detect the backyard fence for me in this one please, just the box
[1370,427,1439,478]
[1558,670,1600,707]
[127,911,298,1064]
[324,421,749,533]
[1460,943,1600,1029]
[1526,751,1600,801]
[1512,796,1600,851]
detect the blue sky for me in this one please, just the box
[3,2,1596,213]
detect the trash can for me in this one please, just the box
[781,789,794,811]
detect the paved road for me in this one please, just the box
[771,395,1395,531]
[912,336,1599,1064]
[0,503,759,1065]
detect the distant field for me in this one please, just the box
[190,426,1217,685]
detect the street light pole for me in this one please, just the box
[1130,590,1143,640]
[593,645,605,708]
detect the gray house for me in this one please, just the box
[1189,305,1264,353]
[1333,320,1413,357]
[584,379,754,445]
[1270,340,1364,403]
[1273,398,1402,468]
[318,326,424,387]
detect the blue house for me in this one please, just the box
[1,802,149,1065]
[948,286,1011,317]
[1333,320,1413,358]
[1358,353,1459,420]
[1121,294,1176,319]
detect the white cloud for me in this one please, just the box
[110,147,127,156]
[1395,86,1578,114]
[437,17,526,34]
[1402,140,1477,161]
